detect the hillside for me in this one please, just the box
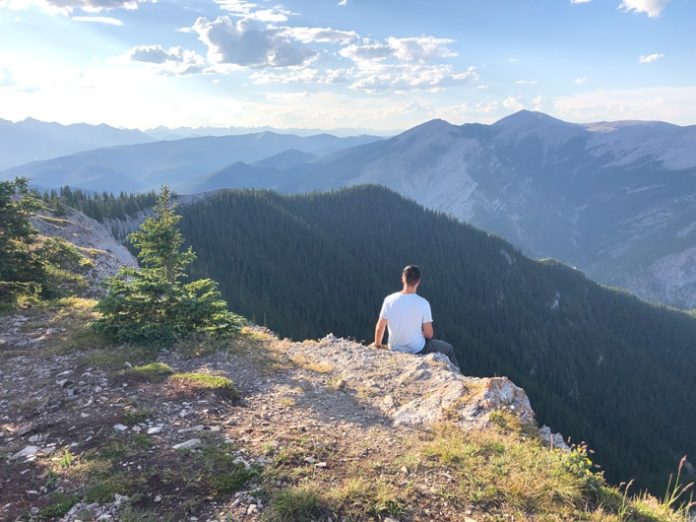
[1,300,688,521]
[175,185,696,494]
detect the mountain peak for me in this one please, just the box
[492,110,584,146]
[414,118,454,130]
[393,118,456,141]
[493,110,572,128]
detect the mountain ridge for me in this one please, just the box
[0,117,153,171]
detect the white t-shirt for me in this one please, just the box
[379,292,433,353]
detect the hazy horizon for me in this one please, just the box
[3,107,696,136]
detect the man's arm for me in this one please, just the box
[374,318,388,348]
[422,321,434,340]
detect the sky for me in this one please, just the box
[0,0,694,131]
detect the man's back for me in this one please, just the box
[379,292,432,353]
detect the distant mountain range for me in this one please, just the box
[0,116,387,173]
[3,110,696,308]
[0,117,152,171]
[0,132,382,194]
[145,124,396,140]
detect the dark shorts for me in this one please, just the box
[417,338,460,368]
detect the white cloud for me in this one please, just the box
[250,67,354,85]
[619,0,669,17]
[277,26,358,45]
[574,77,588,85]
[515,79,538,85]
[503,96,523,111]
[339,42,392,63]
[214,0,295,22]
[244,31,471,92]
[477,101,500,114]
[388,36,457,63]
[350,64,478,92]
[571,0,592,4]
[337,0,348,5]
[251,62,478,92]
[340,36,457,65]
[0,0,153,14]
[506,57,520,63]
[128,45,206,75]
[531,95,544,111]
[639,52,664,63]
[191,16,318,68]
[553,86,696,125]
[71,15,122,24]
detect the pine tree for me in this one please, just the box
[129,187,195,284]
[0,178,44,301]
[93,187,244,344]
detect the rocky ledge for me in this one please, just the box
[285,333,567,448]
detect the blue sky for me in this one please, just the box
[0,0,694,131]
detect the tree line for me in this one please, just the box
[40,186,158,223]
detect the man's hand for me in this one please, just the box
[422,321,434,340]
[374,317,388,348]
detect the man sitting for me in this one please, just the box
[373,265,460,368]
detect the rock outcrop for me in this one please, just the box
[30,208,137,293]
[286,333,566,446]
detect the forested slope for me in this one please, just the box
[176,185,696,494]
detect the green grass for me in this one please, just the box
[85,476,131,503]
[39,493,81,518]
[96,434,153,462]
[263,486,327,522]
[123,362,174,382]
[208,465,257,495]
[170,372,239,400]
[417,423,690,521]
[58,447,75,469]
[80,344,159,370]
[328,477,405,518]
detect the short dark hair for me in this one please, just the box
[402,265,421,285]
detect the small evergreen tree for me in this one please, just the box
[93,187,244,344]
[0,178,44,301]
